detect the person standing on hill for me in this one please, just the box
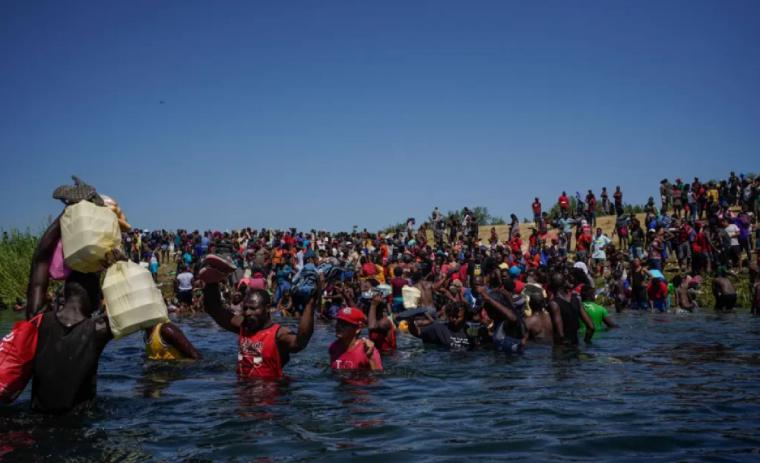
[591,227,612,276]
[586,190,597,227]
[558,191,570,217]
[613,186,624,216]
[660,179,672,215]
[601,187,610,215]
[532,198,542,227]
[448,215,459,245]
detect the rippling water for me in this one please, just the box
[2,309,760,462]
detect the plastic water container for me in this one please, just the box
[402,285,421,309]
[102,261,168,339]
[60,201,122,273]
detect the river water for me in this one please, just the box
[1,309,759,462]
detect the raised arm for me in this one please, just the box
[476,285,517,322]
[26,216,62,319]
[202,283,238,333]
[161,322,202,359]
[368,293,391,334]
[278,286,320,354]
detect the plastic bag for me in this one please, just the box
[0,314,43,403]
[48,239,72,281]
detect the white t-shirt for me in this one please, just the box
[725,224,740,247]
[176,272,194,291]
[295,250,304,271]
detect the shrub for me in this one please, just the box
[0,230,38,306]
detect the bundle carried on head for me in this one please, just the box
[53,176,167,339]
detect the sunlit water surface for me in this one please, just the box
[2,309,759,462]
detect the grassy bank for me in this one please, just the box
[0,230,37,307]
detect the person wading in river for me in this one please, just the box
[25,216,118,413]
[548,272,595,347]
[201,255,319,379]
[329,306,383,371]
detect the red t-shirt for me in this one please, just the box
[361,262,377,277]
[390,277,408,298]
[238,324,283,379]
[576,234,592,252]
[510,238,522,254]
[329,340,383,370]
[458,263,469,283]
[647,280,668,301]
[369,325,397,353]
[532,201,541,215]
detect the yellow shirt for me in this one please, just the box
[707,188,719,203]
[146,323,185,360]
[374,264,386,284]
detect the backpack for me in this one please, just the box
[0,314,43,403]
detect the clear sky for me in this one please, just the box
[1,1,759,233]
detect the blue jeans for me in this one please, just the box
[274,281,291,304]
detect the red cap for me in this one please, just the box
[335,307,367,326]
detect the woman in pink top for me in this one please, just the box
[329,307,382,371]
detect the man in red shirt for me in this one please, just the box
[558,192,570,216]
[201,255,318,379]
[532,198,542,226]
[509,233,523,256]
[330,307,383,371]
[576,232,592,265]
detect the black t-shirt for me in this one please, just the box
[32,312,108,413]
[420,323,470,350]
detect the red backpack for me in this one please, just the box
[0,314,43,403]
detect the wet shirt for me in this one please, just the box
[556,295,581,346]
[238,324,283,379]
[420,323,470,350]
[329,340,382,370]
[32,312,107,413]
[580,302,608,334]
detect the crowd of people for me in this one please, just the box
[12,171,760,413]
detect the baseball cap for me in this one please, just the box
[336,307,367,326]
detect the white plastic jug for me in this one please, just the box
[402,285,421,309]
[102,261,168,339]
[60,201,122,273]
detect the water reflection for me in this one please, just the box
[1,310,759,461]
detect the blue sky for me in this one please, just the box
[1,1,759,232]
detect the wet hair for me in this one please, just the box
[550,273,566,291]
[571,267,591,287]
[243,288,271,308]
[444,301,467,320]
